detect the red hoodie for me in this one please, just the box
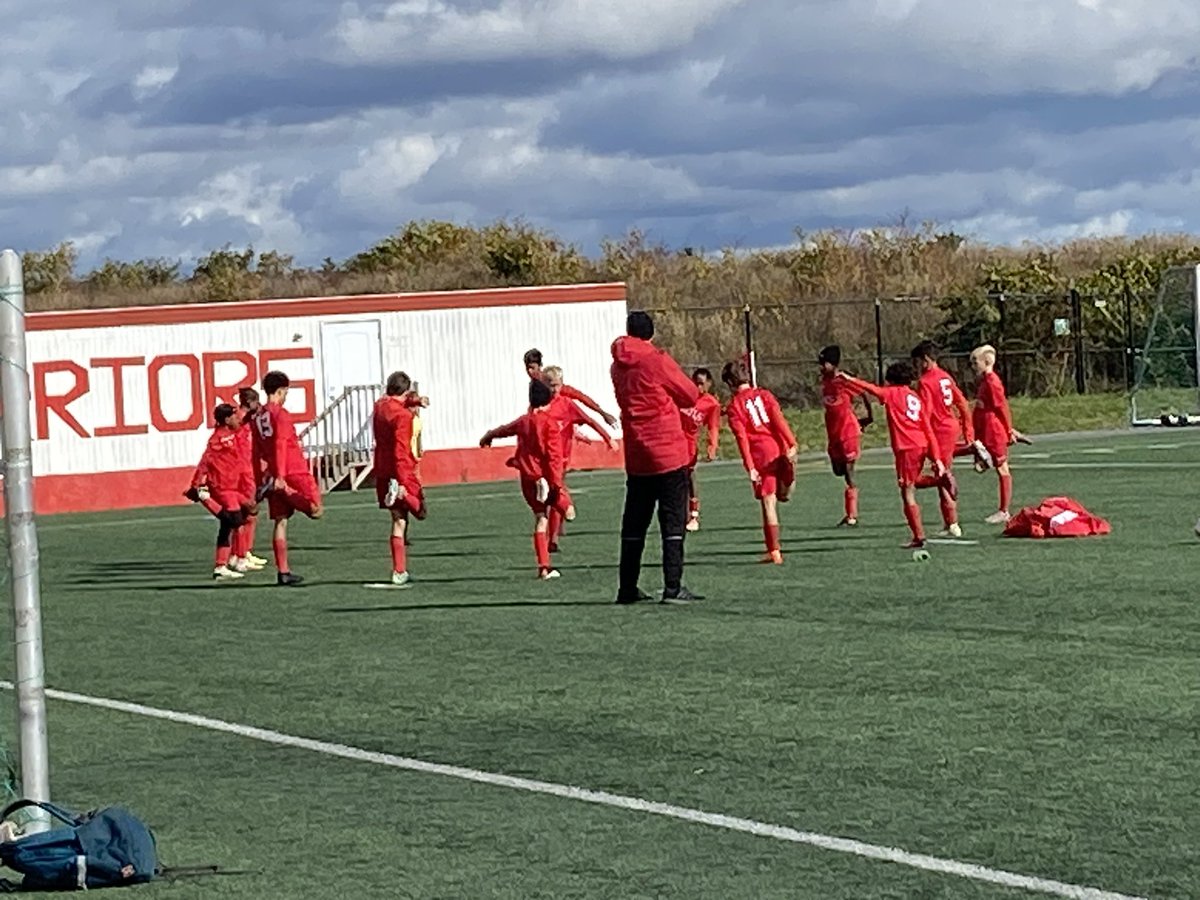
[610,336,700,475]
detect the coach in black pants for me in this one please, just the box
[610,311,704,604]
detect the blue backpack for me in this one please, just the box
[0,800,158,891]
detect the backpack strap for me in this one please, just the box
[0,799,80,826]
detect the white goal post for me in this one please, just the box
[1130,264,1200,427]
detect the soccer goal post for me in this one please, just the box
[1130,264,1200,426]
[0,249,50,821]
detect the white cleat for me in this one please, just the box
[230,557,249,573]
[212,565,245,581]
[538,568,561,580]
[391,571,412,588]
[564,504,577,522]
[384,478,404,507]
[244,552,268,568]
[685,516,700,532]
[535,478,550,503]
[936,523,963,539]
[985,510,1011,525]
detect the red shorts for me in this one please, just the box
[827,431,860,470]
[520,478,571,516]
[754,456,794,500]
[267,471,321,519]
[894,449,928,487]
[934,430,957,470]
[212,489,252,514]
[977,425,1009,466]
[376,473,426,519]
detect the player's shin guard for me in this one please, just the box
[272,537,289,573]
[390,535,406,574]
[845,486,858,520]
[999,473,1012,513]
[533,530,551,570]
[903,502,924,541]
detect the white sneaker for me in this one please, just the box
[564,504,576,522]
[535,478,550,503]
[230,557,249,573]
[936,523,963,538]
[985,510,1011,525]
[212,565,244,581]
[538,568,561,580]
[384,478,404,506]
[245,552,268,568]
[391,571,412,588]
[685,516,700,532]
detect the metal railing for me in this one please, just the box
[299,384,381,493]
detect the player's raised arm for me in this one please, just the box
[857,393,874,429]
[561,384,617,428]
[479,417,522,447]
[839,373,885,402]
[571,405,615,449]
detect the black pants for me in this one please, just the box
[619,466,689,597]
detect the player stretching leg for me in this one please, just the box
[722,359,798,564]
[185,404,255,580]
[910,341,973,537]
[818,346,872,527]
[480,379,571,580]
[232,387,268,572]
[543,364,613,552]
[840,363,948,549]
[252,371,324,586]
[372,371,428,587]
[681,367,721,531]
[970,345,1025,523]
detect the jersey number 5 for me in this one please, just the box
[745,395,770,427]
[939,377,953,407]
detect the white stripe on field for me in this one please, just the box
[0,682,1145,900]
[1077,448,1117,455]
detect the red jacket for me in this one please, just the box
[610,336,699,475]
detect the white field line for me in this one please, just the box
[0,682,1146,900]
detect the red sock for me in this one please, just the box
[390,535,406,574]
[214,544,231,568]
[547,509,562,545]
[939,497,956,528]
[845,486,858,519]
[914,474,938,490]
[201,497,222,516]
[999,473,1012,512]
[232,525,248,558]
[246,515,258,554]
[764,523,781,552]
[689,496,700,517]
[534,530,550,569]
[903,502,924,541]
[273,537,289,573]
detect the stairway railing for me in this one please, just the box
[298,384,381,493]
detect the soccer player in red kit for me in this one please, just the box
[910,341,972,538]
[542,364,613,551]
[840,362,951,548]
[722,359,798,563]
[818,345,873,527]
[252,370,323,586]
[681,367,722,531]
[186,403,256,580]
[373,371,428,587]
[480,378,571,580]
[523,348,618,428]
[233,387,269,571]
[970,344,1025,523]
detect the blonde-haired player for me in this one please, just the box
[970,345,1027,523]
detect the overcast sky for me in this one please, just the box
[2,0,1198,270]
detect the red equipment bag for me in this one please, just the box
[1003,496,1111,538]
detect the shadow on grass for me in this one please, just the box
[326,599,614,614]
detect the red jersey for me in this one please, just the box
[973,371,1013,439]
[821,372,866,441]
[725,387,796,472]
[547,393,607,457]
[843,377,937,456]
[235,420,256,479]
[609,336,699,475]
[251,401,308,479]
[372,395,418,480]
[489,409,564,487]
[681,392,721,459]
[529,373,607,420]
[917,365,974,442]
[192,427,245,493]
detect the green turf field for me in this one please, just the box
[4,429,1199,898]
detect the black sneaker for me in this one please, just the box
[277,572,304,587]
[615,588,651,605]
[661,587,704,604]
